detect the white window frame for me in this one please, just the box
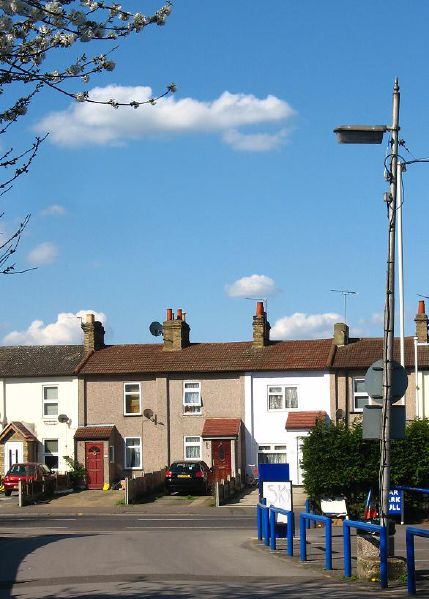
[123,382,142,416]
[43,438,59,471]
[257,443,287,465]
[184,436,202,460]
[267,385,298,411]
[183,381,202,415]
[353,377,369,412]
[42,385,59,418]
[124,437,142,470]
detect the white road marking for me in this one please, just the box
[137,517,252,521]
[127,526,253,529]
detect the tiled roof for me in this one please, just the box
[77,340,334,375]
[285,411,328,430]
[0,421,37,442]
[74,426,115,440]
[202,418,242,438]
[0,345,85,377]
[330,337,429,370]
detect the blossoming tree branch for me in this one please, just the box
[0,0,175,273]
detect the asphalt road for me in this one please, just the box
[0,513,426,598]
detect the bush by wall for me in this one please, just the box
[301,418,429,518]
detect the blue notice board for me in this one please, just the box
[388,488,403,516]
[258,463,290,483]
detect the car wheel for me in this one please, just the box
[4,490,11,497]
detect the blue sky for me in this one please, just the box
[2,0,429,346]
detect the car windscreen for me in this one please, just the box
[170,463,200,474]
[8,465,32,476]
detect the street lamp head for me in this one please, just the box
[333,124,387,144]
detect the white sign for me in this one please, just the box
[263,481,292,523]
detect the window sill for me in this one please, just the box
[182,412,203,416]
[124,413,142,417]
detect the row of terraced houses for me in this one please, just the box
[1,300,429,490]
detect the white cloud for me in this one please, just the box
[271,312,341,340]
[225,274,279,298]
[222,128,288,152]
[371,312,384,325]
[3,310,106,345]
[41,204,66,216]
[35,87,295,149]
[27,242,58,266]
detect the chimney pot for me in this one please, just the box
[418,300,426,314]
[256,301,264,316]
[177,308,183,320]
[166,308,173,321]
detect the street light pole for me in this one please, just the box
[380,78,400,528]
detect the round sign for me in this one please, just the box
[365,359,408,404]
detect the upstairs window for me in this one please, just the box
[124,383,141,415]
[353,378,368,412]
[183,382,202,415]
[43,386,58,417]
[267,386,298,411]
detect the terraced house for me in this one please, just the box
[0,344,84,474]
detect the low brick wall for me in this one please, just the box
[125,469,166,504]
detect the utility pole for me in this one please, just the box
[380,79,400,528]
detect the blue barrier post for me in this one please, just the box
[343,519,388,589]
[257,503,262,540]
[269,509,276,551]
[263,503,270,546]
[406,526,429,595]
[268,506,294,555]
[305,498,312,529]
[299,512,332,570]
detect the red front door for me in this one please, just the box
[85,442,104,489]
[211,440,231,481]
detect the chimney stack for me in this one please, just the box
[163,307,190,351]
[415,300,428,343]
[81,313,105,353]
[252,301,271,348]
[333,322,349,346]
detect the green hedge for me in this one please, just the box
[301,418,429,518]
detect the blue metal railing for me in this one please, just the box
[269,506,294,555]
[304,498,314,528]
[406,526,429,595]
[343,520,388,589]
[299,512,332,570]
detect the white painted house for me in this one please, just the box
[0,345,84,474]
[244,302,333,486]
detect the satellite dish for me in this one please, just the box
[58,414,69,423]
[336,408,344,421]
[149,321,163,337]
[143,408,154,420]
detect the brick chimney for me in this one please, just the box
[252,301,271,348]
[81,313,105,353]
[333,322,349,346]
[415,300,428,343]
[163,307,190,351]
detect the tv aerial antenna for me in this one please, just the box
[417,293,429,301]
[244,297,268,313]
[330,289,358,325]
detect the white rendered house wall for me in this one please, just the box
[244,371,331,485]
[2,377,79,472]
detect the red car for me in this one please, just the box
[3,462,54,496]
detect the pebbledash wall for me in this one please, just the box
[80,372,244,482]
[244,371,331,485]
[0,376,79,473]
